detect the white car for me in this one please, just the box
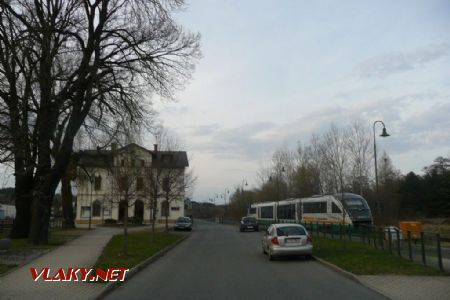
[384,226,403,241]
[262,223,313,261]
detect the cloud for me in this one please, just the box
[355,43,450,78]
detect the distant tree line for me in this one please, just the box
[227,122,450,224]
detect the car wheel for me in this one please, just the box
[268,248,274,261]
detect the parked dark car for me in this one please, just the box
[240,217,259,232]
[174,217,192,231]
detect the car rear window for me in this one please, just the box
[276,226,306,236]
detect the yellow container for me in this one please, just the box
[399,221,422,240]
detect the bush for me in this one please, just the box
[128,216,143,225]
[104,219,117,225]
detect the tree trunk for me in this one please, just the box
[29,192,52,245]
[10,173,34,238]
[29,174,60,244]
[61,172,75,228]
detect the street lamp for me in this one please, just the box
[241,179,248,193]
[373,120,390,215]
[79,164,93,230]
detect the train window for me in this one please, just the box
[303,202,327,213]
[249,207,256,214]
[332,202,341,213]
[277,204,295,219]
[260,206,273,218]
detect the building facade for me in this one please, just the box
[75,143,189,225]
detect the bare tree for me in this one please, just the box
[0,0,200,243]
[346,120,372,195]
[100,146,150,255]
[320,124,348,194]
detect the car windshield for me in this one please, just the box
[344,197,369,210]
[242,217,256,223]
[177,218,190,223]
[276,226,306,236]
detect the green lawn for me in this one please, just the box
[0,264,17,275]
[94,231,183,271]
[0,228,86,276]
[0,228,86,250]
[313,236,444,275]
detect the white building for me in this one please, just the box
[75,143,188,225]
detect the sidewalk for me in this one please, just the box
[0,225,164,300]
[357,275,450,300]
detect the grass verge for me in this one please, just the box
[0,264,17,275]
[0,228,87,251]
[313,236,444,275]
[94,231,183,271]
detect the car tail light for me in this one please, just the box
[271,236,279,245]
[307,235,312,244]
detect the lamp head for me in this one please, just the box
[380,127,390,137]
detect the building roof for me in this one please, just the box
[75,143,189,169]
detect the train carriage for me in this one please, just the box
[249,193,372,226]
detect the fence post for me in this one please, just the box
[331,224,334,239]
[396,229,401,256]
[373,227,377,249]
[420,232,426,266]
[436,233,444,272]
[316,222,319,236]
[388,228,392,254]
[379,227,384,250]
[348,225,352,241]
[408,231,412,261]
[339,224,342,240]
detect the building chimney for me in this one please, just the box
[154,144,158,152]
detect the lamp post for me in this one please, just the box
[79,165,93,230]
[373,120,390,215]
[241,179,248,193]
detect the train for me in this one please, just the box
[247,193,373,226]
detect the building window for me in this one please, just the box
[121,159,125,167]
[141,159,145,167]
[92,200,102,217]
[137,177,144,191]
[81,206,91,218]
[119,176,127,191]
[162,177,170,192]
[103,206,111,217]
[171,207,180,211]
[94,175,102,191]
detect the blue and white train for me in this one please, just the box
[247,193,373,226]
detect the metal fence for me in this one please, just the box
[258,220,449,273]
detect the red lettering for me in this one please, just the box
[95,268,108,281]
[30,268,48,281]
[52,268,66,281]
[79,268,91,281]
[117,268,129,282]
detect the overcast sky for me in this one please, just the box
[1,1,449,204]
[151,0,450,203]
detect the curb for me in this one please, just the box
[95,234,189,299]
[313,256,392,300]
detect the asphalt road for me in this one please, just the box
[105,220,387,300]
